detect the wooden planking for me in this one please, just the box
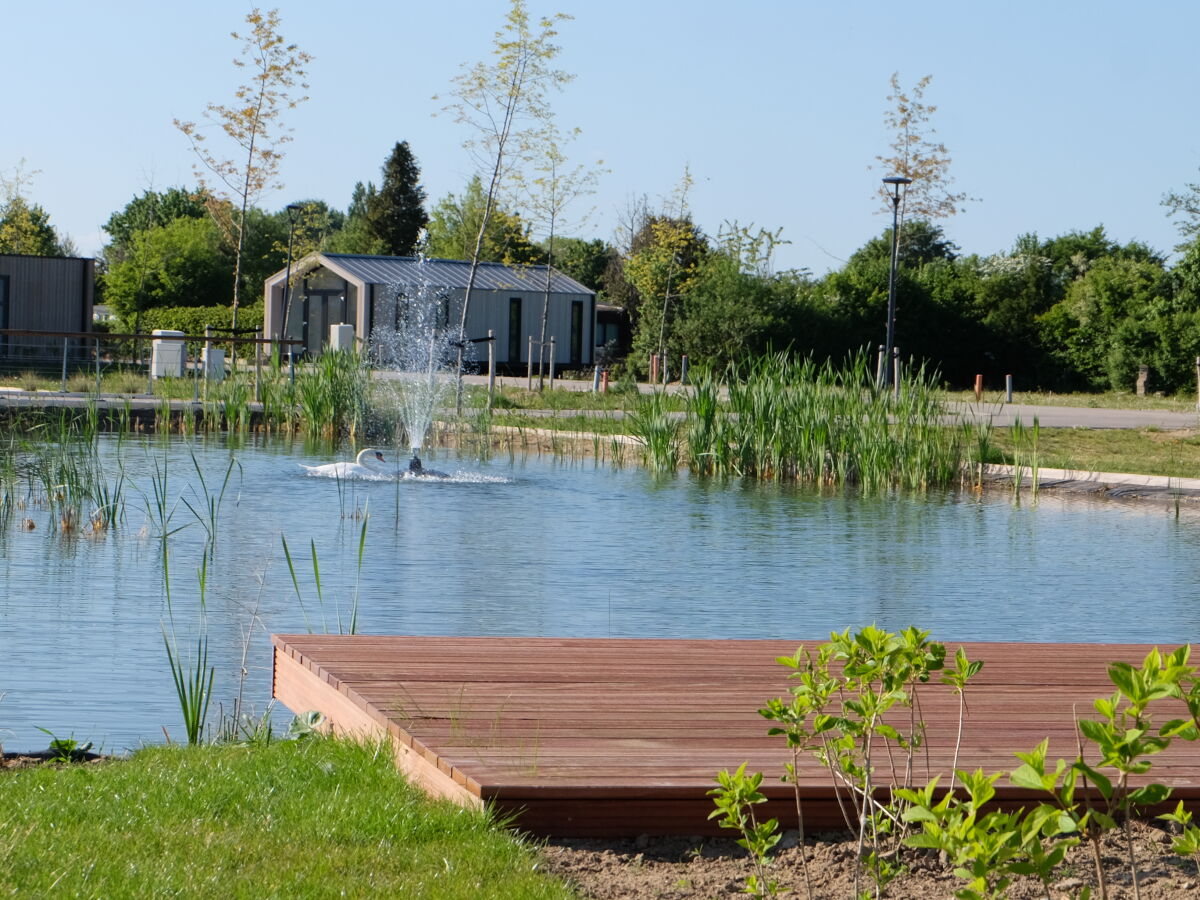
[271,635,1200,836]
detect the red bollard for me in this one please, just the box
[650,354,659,384]
[600,369,609,393]
[974,374,983,402]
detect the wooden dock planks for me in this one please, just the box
[271,635,1200,837]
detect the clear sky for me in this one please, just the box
[5,0,1199,274]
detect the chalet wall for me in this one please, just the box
[0,254,94,332]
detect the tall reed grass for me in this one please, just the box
[682,351,986,492]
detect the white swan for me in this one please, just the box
[300,448,389,480]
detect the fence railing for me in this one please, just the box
[0,328,303,393]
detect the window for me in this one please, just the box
[570,300,583,366]
[0,275,8,354]
[508,298,522,363]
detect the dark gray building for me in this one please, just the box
[0,254,95,363]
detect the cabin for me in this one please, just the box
[263,253,598,372]
[0,254,95,365]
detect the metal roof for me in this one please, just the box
[320,254,594,295]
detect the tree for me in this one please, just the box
[439,0,573,402]
[325,182,388,255]
[674,225,804,370]
[875,73,969,224]
[624,214,708,375]
[270,199,345,261]
[366,141,428,256]
[0,164,69,256]
[175,7,311,332]
[623,169,710,378]
[102,188,208,266]
[425,177,540,264]
[0,196,65,257]
[514,124,603,384]
[551,236,609,293]
[102,216,232,321]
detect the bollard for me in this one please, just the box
[548,337,556,387]
[1005,374,1013,404]
[527,336,534,390]
[680,355,689,385]
[601,369,609,393]
[875,345,885,387]
[487,329,495,410]
[650,354,659,384]
[592,365,601,392]
[974,374,983,402]
[60,337,69,393]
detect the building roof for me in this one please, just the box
[320,254,594,295]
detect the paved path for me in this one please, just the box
[947,401,1200,430]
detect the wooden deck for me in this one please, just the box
[271,635,1200,837]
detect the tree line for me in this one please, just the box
[5,2,1200,394]
[8,145,1200,394]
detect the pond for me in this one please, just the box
[1,433,1198,753]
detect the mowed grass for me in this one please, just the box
[945,388,1198,411]
[0,738,574,899]
[989,426,1200,479]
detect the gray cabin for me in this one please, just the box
[263,254,597,371]
[0,254,95,362]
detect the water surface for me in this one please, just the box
[1,434,1197,752]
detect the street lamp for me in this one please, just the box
[882,175,912,390]
[280,203,303,365]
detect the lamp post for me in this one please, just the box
[882,176,911,389]
[280,203,303,367]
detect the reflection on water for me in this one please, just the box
[1,434,1198,752]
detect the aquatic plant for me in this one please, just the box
[685,351,989,493]
[628,390,680,471]
[280,512,369,636]
[161,551,215,746]
[296,349,369,440]
[36,727,94,763]
[180,451,240,557]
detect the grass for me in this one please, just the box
[947,388,1199,411]
[0,737,573,899]
[987,426,1200,479]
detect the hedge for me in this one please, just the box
[120,303,265,337]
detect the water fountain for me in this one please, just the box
[369,253,470,474]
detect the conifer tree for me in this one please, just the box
[366,141,428,257]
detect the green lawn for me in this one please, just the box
[0,738,574,899]
[988,426,1200,479]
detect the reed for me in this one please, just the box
[628,390,681,471]
[296,350,369,440]
[684,351,985,493]
[160,549,215,746]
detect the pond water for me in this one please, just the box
[2,434,1198,753]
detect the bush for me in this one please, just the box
[123,303,264,337]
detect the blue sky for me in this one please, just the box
[6,0,1199,273]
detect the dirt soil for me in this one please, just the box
[540,820,1200,899]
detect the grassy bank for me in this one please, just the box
[987,425,1200,479]
[470,381,1200,481]
[0,737,573,898]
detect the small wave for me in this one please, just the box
[401,471,512,484]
